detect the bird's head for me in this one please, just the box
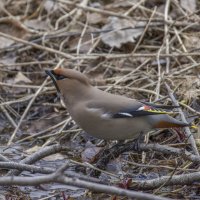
[45,67,91,103]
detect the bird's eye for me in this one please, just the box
[45,70,69,82]
[55,74,67,80]
[50,70,67,80]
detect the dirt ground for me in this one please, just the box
[0,0,200,199]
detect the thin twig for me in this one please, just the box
[2,163,172,200]
[8,78,48,145]
[164,82,199,156]
[164,0,170,73]
[0,31,74,59]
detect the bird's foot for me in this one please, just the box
[134,132,144,151]
[134,138,141,151]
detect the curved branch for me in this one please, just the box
[164,82,199,156]
[7,144,69,176]
[1,163,172,200]
[135,171,200,189]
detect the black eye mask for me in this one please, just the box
[45,70,66,93]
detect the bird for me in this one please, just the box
[45,67,192,141]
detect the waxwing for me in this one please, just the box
[46,68,190,140]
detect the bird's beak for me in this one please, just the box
[45,70,60,93]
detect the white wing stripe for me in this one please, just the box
[87,108,111,119]
[137,106,145,111]
[117,112,133,117]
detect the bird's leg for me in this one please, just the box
[54,92,61,102]
[117,140,125,145]
[134,131,143,151]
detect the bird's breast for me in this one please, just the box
[70,106,152,140]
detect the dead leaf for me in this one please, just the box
[81,146,102,163]
[43,0,58,13]
[0,18,29,48]
[14,72,32,84]
[26,145,41,154]
[0,56,17,70]
[24,19,50,31]
[180,0,196,13]
[106,158,123,173]
[43,153,66,161]
[87,13,105,25]
[69,34,93,53]
[100,17,145,48]
[193,126,200,140]
[176,77,200,101]
[184,35,200,50]
[22,113,66,135]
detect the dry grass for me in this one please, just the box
[0,0,200,199]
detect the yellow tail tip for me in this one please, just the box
[147,109,174,115]
[191,125,198,129]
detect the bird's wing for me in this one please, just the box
[86,100,173,119]
[111,104,173,118]
[139,101,179,109]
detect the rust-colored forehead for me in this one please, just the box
[54,67,65,75]
[53,67,77,77]
[53,67,90,85]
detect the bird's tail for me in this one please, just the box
[151,114,195,129]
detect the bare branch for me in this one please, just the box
[140,143,200,163]
[0,163,172,200]
[7,144,69,176]
[136,171,200,189]
[164,82,199,156]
